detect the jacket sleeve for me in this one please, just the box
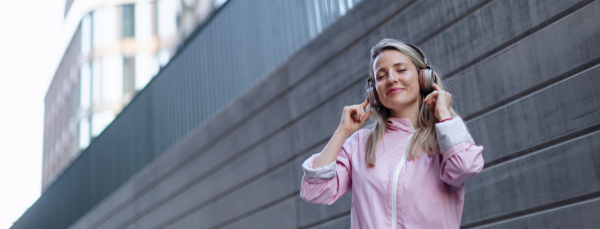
[299,130,359,205]
[436,116,485,188]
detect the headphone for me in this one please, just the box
[367,42,437,108]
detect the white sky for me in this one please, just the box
[0,0,65,228]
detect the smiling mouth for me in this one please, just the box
[387,88,404,95]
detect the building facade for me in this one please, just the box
[42,0,217,191]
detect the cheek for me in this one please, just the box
[399,75,420,102]
[407,74,421,94]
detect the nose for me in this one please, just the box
[387,70,400,84]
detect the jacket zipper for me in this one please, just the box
[391,123,415,229]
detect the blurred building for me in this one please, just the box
[42,0,221,191]
[16,0,362,228]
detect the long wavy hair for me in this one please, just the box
[364,38,458,166]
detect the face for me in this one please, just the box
[373,49,421,112]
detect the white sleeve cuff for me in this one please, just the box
[435,116,474,153]
[302,153,336,179]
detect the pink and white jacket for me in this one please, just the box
[300,116,484,229]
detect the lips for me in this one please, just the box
[387,87,405,95]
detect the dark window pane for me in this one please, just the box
[122,4,135,38]
[123,57,135,93]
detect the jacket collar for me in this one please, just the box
[386,117,416,133]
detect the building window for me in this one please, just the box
[122,4,135,38]
[123,57,135,94]
[81,14,92,56]
[102,55,124,102]
[135,52,159,90]
[135,2,153,41]
[93,6,117,49]
[157,0,178,38]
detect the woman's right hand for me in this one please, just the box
[338,97,372,135]
[313,97,373,169]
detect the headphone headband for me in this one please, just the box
[403,42,429,68]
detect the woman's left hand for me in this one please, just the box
[424,83,453,121]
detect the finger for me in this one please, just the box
[426,91,440,105]
[424,94,432,105]
[349,107,358,121]
[361,97,369,109]
[424,92,434,102]
[358,104,364,114]
[361,110,372,124]
[355,105,363,121]
[356,105,364,122]
[354,107,361,122]
[433,83,442,91]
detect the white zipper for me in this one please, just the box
[391,123,415,229]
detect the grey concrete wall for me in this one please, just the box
[70,0,600,228]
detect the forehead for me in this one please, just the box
[373,49,411,71]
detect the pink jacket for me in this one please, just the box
[300,116,484,229]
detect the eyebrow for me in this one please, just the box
[375,62,408,73]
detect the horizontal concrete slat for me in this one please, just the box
[297,194,352,228]
[461,67,600,225]
[77,96,290,229]
[308,215,351,229]
[380,0,493,44]
[123,129,294,229]
[287,0,412,86]
[221,198,297,229]
[163,164,295,229]
[292,82,366,155]
[423,0,589,76]
[473,198,600,229]
[446,0,600,120]
[69,65,289,229]
[463,129,600,225]
[288,0,490,120]
[467,62,600,166]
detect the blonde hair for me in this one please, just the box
[364,38,458,166]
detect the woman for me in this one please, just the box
[300,38,484,228]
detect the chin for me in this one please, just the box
[384,101,406,109]
[384,98,418,110]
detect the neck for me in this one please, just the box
[389,101,420,129]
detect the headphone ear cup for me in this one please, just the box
[367,87,380,108]
[420,68,436,92]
